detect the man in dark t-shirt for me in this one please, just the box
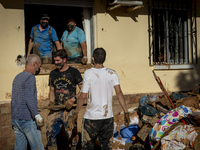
[47,49,82,150]
[49,67,82,105]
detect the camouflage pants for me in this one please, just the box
[82,118,114,150]
[46,109,78,147]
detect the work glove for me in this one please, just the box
[81,56,88,65]
[35,114,44,127]
[48,101,55,110]
[65,97,76,110]
[124,112,131,128]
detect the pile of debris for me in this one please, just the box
[112,71,200,150]
[113,92,200,150]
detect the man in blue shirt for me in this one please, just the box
[27,14,61,64]
[61,18,87,64]
[11,54,44,150]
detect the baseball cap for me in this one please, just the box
[41,14,50,20]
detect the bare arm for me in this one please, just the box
[75,83,82,99]
[114,85,128,113]
[60,42,63,49]
[75,92,87,113]
[27,38,34,56]
[80,41,87,57]
[49,86,55,103]
[55,41,62,50]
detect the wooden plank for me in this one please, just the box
[39,64,93,75]
[137,124,152,142]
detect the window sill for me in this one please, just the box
[154,64,195,70]
[39,64,93,75]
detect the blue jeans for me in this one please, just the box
[12,119,44,150]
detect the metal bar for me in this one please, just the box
[190,0,194,63]
[153,0,156,64]
[177,0,180,64]
[163,0,166,63]
[186,0,189,63]
[194,0,197,63]
[173,1,176,64]
[166,0,170,63]
[181,0,185,63]
[158,0,161,63]
[148,0,152,66]
[152,70,175,109]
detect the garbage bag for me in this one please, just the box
[170,92,188,101]
[138,104,159,117]
[114,125,138,144]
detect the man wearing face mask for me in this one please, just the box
[46,49,83,150]
[11,54,44,150]
[27,14,61,64]
[61,18,87,65]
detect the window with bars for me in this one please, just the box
[148,0,197,66]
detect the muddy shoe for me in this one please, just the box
[48,144,57,150]
[71,146,77,150]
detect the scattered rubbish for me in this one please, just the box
[155,104,169,114]
[161,124,198,149]
[152,70,175,109]
[170,92,188,101]
[140,95,150,105]
[116,72,200,150]
[138,104,159,117]
[137,124,152,142]
[149,95,159,102]
[113,109,139,150]
[150,106,192,143]
[176,96,199,109]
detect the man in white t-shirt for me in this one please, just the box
[73,47,130,150]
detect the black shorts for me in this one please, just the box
[82,118,114,150]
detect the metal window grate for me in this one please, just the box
[148,0,197,66]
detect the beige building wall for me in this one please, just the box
[0,0,200,102]
[93,0,200,94]
[0,0,25,102]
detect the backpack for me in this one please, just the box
[32,26,56,52]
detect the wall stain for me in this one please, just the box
[121,71,125,77]
[5,92,12,99]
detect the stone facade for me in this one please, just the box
[0,102,15,150]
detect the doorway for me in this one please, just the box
[24,3,93,63]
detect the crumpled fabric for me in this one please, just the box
[170,92,188,101]
[139,104,160,117]
[149,105,192,149]
[161,124,198,150]
[140,96,150,105]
